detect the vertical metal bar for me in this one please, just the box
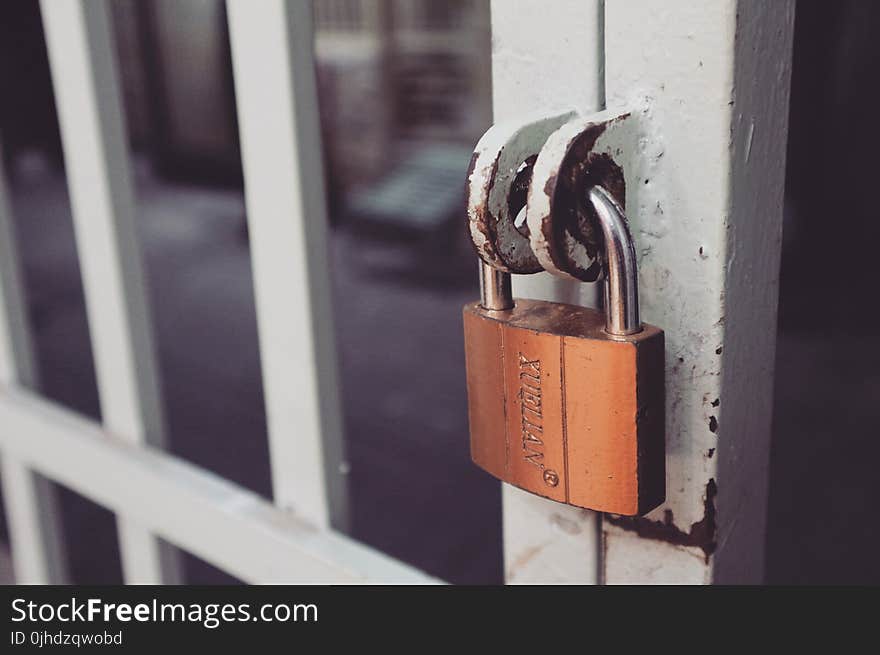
[0,151,69,584]
[602,0,795,583]
[0,456,68,584]
[227,0,348,530]
[490,0,605,584]
[0,161,37,392]
[40,0,181,583]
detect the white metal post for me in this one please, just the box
[491,0,794,583]
[227,0,349,531]
[0,152,69,584]
[40,0,181,583]
[601,0,795,584]
[491,0,605,584]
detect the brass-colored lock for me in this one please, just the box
[463,186,665,516]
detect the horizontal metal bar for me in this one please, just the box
[0,387,438,584]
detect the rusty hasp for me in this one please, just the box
[527,109,638,282]
[466,110,576,274]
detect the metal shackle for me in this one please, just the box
[478,261,514,311]
[479,184,641,337]
[587,185,641,336]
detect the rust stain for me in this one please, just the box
[550,513,583,536]
[465,148,514,271]
[508,542,547,575]
[539,115,631,282]
[466,142,541,273]
[464,150,495,264]
[605,478,717,563]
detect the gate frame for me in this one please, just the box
[0,0,794,585]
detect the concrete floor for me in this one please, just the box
[1,154,878,584]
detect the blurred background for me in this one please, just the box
[0,0,877,584]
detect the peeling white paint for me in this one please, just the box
[466,109,576,273]
[604,0,794,583]
[604,525,710,585]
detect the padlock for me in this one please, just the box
[463,185,665,516]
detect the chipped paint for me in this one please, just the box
[465,110,576,274]
[605,479,717,562]
[602,0,794,584]
[527,110,635,281]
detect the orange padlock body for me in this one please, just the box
[463,298,665,516]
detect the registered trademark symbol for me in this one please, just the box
[543,469,559,487]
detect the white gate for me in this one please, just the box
[0,0,794,584]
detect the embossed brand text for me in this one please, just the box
[518,353,544,468]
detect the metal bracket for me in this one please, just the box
[466,107,639,282]
[466,109,576,274]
